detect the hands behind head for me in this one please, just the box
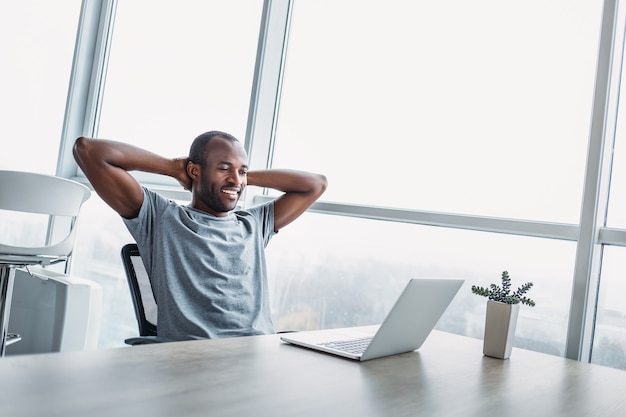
[174,157,193,191]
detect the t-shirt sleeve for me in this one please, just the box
[122,187,170,267]
[245,200,277,246]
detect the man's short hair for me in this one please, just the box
[188,131,240,167]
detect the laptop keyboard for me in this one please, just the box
[319,336,373,355]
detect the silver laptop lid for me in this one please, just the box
[361,278,463,360]
[281,278,464,361]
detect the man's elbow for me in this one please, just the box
[73,136,91,157]
[72,136,87,165]
[315,174,328,198]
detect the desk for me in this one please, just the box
[1,331,625,417]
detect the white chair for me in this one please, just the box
[0,170,91,356]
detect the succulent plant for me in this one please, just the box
[471,271,536,307]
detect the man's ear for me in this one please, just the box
[187,161,200,181]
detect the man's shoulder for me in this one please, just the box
[125,187,185,225]
[234,200,274,218]
[142,187,182,209]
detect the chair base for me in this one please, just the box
[125,336,177,346]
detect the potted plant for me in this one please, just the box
[471,271,535,359]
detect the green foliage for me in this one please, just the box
[471,271,536,307]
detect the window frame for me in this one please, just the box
[55,0,626,362]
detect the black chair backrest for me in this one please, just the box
[121,243,157,337]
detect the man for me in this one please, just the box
[73,131,327,341]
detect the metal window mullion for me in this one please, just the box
[598,227,626,245]
[253,195,581,241]
[52,0,117,272]
[566,0,623,362]
[243,0,292,207]
[56,0,117,181]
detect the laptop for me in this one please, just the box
[280,278,464,361]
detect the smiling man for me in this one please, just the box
[73,131,327,341]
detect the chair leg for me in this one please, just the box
[0,265,17,357]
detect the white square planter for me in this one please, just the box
[483,300,520,359]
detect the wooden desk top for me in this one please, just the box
[1,331,625,417]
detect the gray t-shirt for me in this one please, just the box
[123,187,277,340]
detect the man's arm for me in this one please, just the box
[247,169,327,232]
[73,137,189,219]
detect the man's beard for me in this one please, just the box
[197,181,239,213]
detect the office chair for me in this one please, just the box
[121,243,296,345]
[0,170,91,356]
[120,243,174,345]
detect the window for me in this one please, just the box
[71,0,264,348]
[607,67,626,229]
[267,0,603,357]
[97,0,263,160]
[272,0,602,223]
[0,0,81,174]
[267,212,575,356]
[72,195,137,345]
[591,25,626,368]
[0,0,81,262]
[591,246,626,370]
[52,0,625,367]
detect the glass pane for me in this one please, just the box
[607,71,626,227]
[71,196,138,348]
[591,246,626,370]
[267,212,576,357]
[97,0,263,159]
[273,0,602,223]
[0,0,81,174]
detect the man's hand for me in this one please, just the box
[174,157,193,191]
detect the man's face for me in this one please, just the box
[193,137,248,216]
